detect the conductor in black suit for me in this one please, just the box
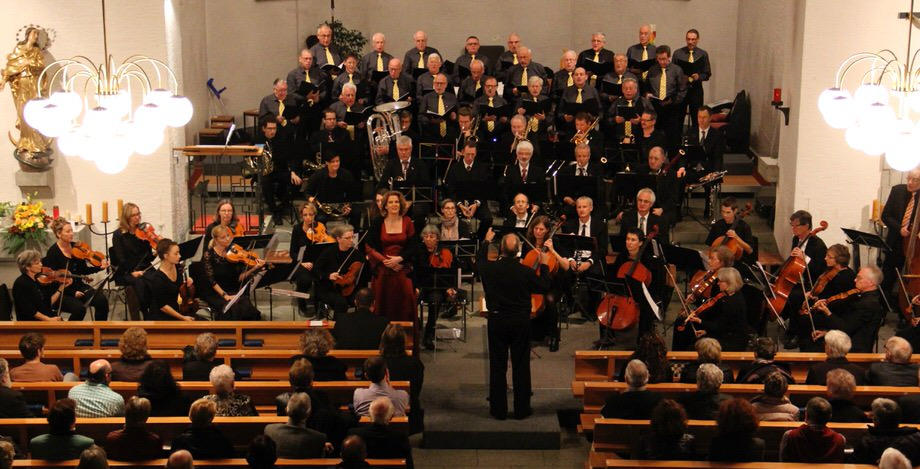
[618,188,670,247]
[479,229,550,420]
[881,168,920,296]
[332,288,389,350]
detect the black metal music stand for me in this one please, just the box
[841,227,891,270]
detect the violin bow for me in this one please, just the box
[55,258,70,318]
[335,230,370,273]
[799,272,817,340]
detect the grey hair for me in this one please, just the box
[330,224,355,239]
[886,336,913,364]
[637,187,656,204]
[286,392,312,425]
[369,396,395,425]
[625,359,649,389]
[575,196,593,208]
[823,330,851,358]
[527,76,543,87]
[826,368,856,400]
[342,83,357,94]
[861,265,883,285]
[622,77,639,86]
[510,114,527,126]
[879,448,912,469]
[421,224,440,238]
[516,140,534,155]
[396,135,412,147]
[427,53,442,64]
[16,249,41,274]
[716,267,743,294]
[209,364,235,396]
[0,358,8,387]
[696,362,723,393]
[195,333,218,360]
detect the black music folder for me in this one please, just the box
[370,70,389,82]
[344,106,373,126]
[426,104,456,120]
[453,180,500,203]
[628,58,656,72]
[616,104,639,120]
[297,80,319,97]
[674,59,703,76]
[599,80,623,97]
[480,103,512,119]
[411,67,427,79]
[521,99,551,115]
[581,59,613,77]
[321,63,342,75]
[554,174,599,201]
[562,99,600,116]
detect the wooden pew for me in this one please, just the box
[573,350,891,397]
[0,416,408,452]
[586,418,894,468]
[1,349,407,381]
[10,380,410,410]
[0,321,415,350]
[13,459,405,468]
[604,460,878,469]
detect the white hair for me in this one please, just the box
[637,187,656,204]
[823,330,851,358]
[879,448,912,469]
[697,363,723,393]
[209,364,235,395]
[625,359,649,389]
[427,53,442,64]
[396,135,412,147]
[527,76,543,87]
[516,140,534,155]
[342,83,357,94]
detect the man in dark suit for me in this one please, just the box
[310,24,341,70]
[359,33,393,86]
[376,58,414,106]
[346,397,413,468]
[503,47,547,101]
[672,29,712,123]
[562,195,608,266]
[645,45,687,153]
[402,30,440,76]
[497,33,522,80]
[687,105,726,217]
[813,267,883,354]
[788,210,828,288]
[867,337,919,386]
[577,32,614,86]
[263,393,328,458]
[558,143,604,219]
[634,146,685,227]
[502,140,546,206]
[258,79,300,138]
[456,35,490,76]
[497,115,543,168]
[332,289,389,350]
[881,168,920,297]
[479,230,550,419]
[0,358,31,417]
[805,329,867,385]
[377,135,431,190]
[444,141,494,240]
[458,59,486,104]
[286,48,328,133]
[618,187,670,247]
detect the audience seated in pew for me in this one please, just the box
[779,396,846,463]
[29,398,94,460]
[332,289,389,350]
[601,359,661,419]
[0,440,12,469]
[338,435,369,469]
[276,358,351,447]
[293,330,348,382]
[708,398,765,462]
[678,363,729,420]
[182,333,221,381]
[77,445,108,469]
[867,337,919,387]
[634,398,697,460]
[245,435,276,469]
[111,327,152,382]
[898,369,920,423]
[615,333,671,384]
[205,365,258,417]
[879,447,912,469]
[170,398,234,460]
[138,360,192,417]
[68,360,125,418]
[10,333,64,382]
[378,324,423,433]
[826,368,869,423]
[347,397,413,469]
[103,396,164,461]
[851,398,917,465]
[0,358,31,418]
[805,329,867,385]
[166,449,194,469]
[354,357,408,417]
[736,337,794,384]
[750,371,799,422]
[264,392,330,459]
[678,338,734,384]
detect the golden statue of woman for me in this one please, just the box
[1,26,52,166]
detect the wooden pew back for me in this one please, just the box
[12,458,405,468]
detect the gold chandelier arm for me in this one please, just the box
[114,62,154,92]
[119,70,153,94]
[835,53,891,87]
[65,70,99,92]
[871,58,906,89]
[36,58,97,97]
[121,57,180,93]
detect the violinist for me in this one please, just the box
[315,224,362,320]
[415,225,460,350]
[673,245,735,351]
[682,267,750,351]
[143,239,195,321]
[201,225,264,321]
[12,249,67,321]
[43,218,109,321]
[436,199,471,241]
[111,202,154,288]
[811,266,883,353]
[705,197,754,264]
[202,199,245,251]
[788,210,828,288]
[525,216,570,346]
[788,244,855,351]
[290,202,333,316]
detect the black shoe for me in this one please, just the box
[489,410,508,420]
[513,408,533,419]
[423,336,435,350]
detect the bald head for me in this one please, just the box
[88,359,111,384]
[413,30,428,51]
[166,450,194,469]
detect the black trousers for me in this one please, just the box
[262,171,293,213]
[487,312,531,416]
[684,84,704,125]
[56,294,107,321]
[293,269,315,312]
[315,285,349,321]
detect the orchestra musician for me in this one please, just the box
[415,225,460,350]
[202,199,246,252]
[635,146,684,226]
[402,30,441,76]
[633,110,669,163]
[687,105,725,217]
[599,54,637,105]
[455,106,479,151]
[456,36,490,76]
[111,202,154,289]
[672,245,735,350]
[255,117,301,222]
[880,167,920,297]
[552,51,577,97]
[705,197,754,263]
[418,73,458,142]
[524,216,570,347]
[811,266,884,353]
[504,47,547,100]
[443,143,494,238]
[365,191,418,323]
[682,267,750,351]
[472,76,508,152]
[359,33,393,85]
[376,58,414,105]
[626,24,657,81]
[458,59,485,104]
[479,228,550,420]
[286,48,326,134]
[558,143,604,219]
[604,228,661,345]
[607,77,650,144]
[790,244,856,351]
[576,32,614,85]
[304,153,359,228]
[377,135,432,190]
[503,193,539,229]
[497,33,522,79]
[564,112,604,163]
[328,83,367,178]
[502,140,545,205]
[43,218,109,321]
[201,225,264,321]
[310,109,349,163]
[309,24,342,69]
[314,224,361,320]
[143,239,195,321]
[415,53,447,100]
[498,115,543,168]
[618,188,670,245]
[290,202,332,316]
[645,45,688,153]
[436,199,472,241]
[258,79,300,135]
[12,249,68,321]
[331,54,368,106]
[788,210,828,288]
[672,29,712,122]
[562,196,608,319]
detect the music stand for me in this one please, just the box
[234,234,273,251]
[841,227,891,270]
[179,237,203,262]
[453,180,500,204]
[662,244,706,275]
[553,174,599,202]
[552,233,597,260]
[507,181,548,205]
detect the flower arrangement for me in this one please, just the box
[2,194,51,254]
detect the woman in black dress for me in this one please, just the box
[684,267,750,351]
[11,249,67,321]
[143,239,195,321]
[201,225,263,321]
[43,218,108,320]
[290,202,333,315]
[111,202,154,288]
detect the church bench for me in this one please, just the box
[0,416,407,452]
[0,321,414,349]
[603,459,878,469]
[12,458,405,468]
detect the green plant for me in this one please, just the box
[0,201,12,218]
[326,19,367,59]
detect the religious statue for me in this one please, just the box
[1,25,54,170]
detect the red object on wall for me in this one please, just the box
[773,88,782,103]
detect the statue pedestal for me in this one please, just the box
[15,169,53,198]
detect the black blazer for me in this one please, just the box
[332,308,390,350]
[805,357,867,385]
[377,157,431,190]
[0,386,31,418]
[882,183,912,260]
[618,210,670,246]
[503,162,546,204]
[563,217,609,263]
[693,125,726,171]
[792,234,828,287]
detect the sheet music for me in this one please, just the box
[286,246,307,282]
[641,283,661,321]
[223,283,248,314]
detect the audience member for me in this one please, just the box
[602,359,662,419]
[708,398,765,462]
[67,359,125,417]
[245,435,277,469]
[805,330,867,385]
[679,338,734,384]
[879,447,912,469]
[353,357,409,417]
[347,397,413,469]
[138,360,192,416]
[0,358,30,418]
[826,368,869,422]
[29,398,94,460]
[104,396,163,460]
[275,359,347,444]
[899,367,920,422]
[182,333,221,381]
[205,364,258,416]
[634,399,696,460]
[76,445,108,469]
[337,435,369,469]
[0,440,12,469]
[750,371,799,421]
[332,288,389,349]
[851,398,917,464]
[165,450,194,469]
[867,337,919,386]
[293,330,347,381]
[736,337,794,384]
[263,393,329,458]
[619,333,671,384]
[779,396,846,462]
[679,363,730,420]
[111,327,152,381]
[171,398,234,459]
[10,333,64,382]
[378,323,424,432]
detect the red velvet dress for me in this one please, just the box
[367,216,418,323]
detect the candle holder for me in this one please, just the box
[772,100,790,126]
[83,219,117,261]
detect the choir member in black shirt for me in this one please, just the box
[143,239,195,321]
[456,35,490,76]
[202,199,246,252]
[633,110,669,162]
[376,58,414,106]
[255,117,301,221]
[683,267,750,351]
[626,25,656,79]
[504,47,547,101]
[472,77,509,160]
[328,84,367,178]
[607,77,650,143]
[12,249,66,321]
[258,79,300,137]
[443,142,494,239]
[418,73,458,143]
[672,29,712,123]
[458,59,486,104]
[497,33,522,79]
[43,218,108,321]
[577,32,614,86]
[309,24,341,69]
[111,202,153,287]
[314,223,362,320]
[646,45,687,153]
[514,76,553,141]
[415,225,461,350]
[599,54,637,105]
[304,154,359,227]
[359,33,393,85]
[558,68,600,138]
[812,266,884,353]
[415,54,448,100]
[289,202,334,316]
[286,49,327,136]
[552,51,577,98]
[331,54,368,106]
[201,225,263,321]
[402,30,440,76]
[705,197,754,263]
[792,244,856,352]
[309,109,349,163]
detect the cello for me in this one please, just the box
[521,218,564,317]
[596,227,658,330]
[710,203,753,260]
[766,220,828,320]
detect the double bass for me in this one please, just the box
[900,193,920,324]
[766,220,828,319]
[710,203,753,260]
[596,228,658,330]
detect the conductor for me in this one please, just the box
[479,228,550,420]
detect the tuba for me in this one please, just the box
[367,101,411,181]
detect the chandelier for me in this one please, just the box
[818,0,920,171]
[23,0,192,174]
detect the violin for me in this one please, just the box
[596,227,658,330]
[686,269,719,304]
[798,265,843,315]
[305,222,335,243]
[334,261,363,297]
[230,222,246,237]
[677,291,727,331]
[226,244,263,268]
[816,288,861,311]
[766,220,828,320]
[134,223,162,250]
[521,219,564,276]
[428,247,453,269]
[710,203,753,260]
[71,241,107,268]
[35,267,90,285]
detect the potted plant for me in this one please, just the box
[1,194,51,255]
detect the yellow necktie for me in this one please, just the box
[689,50,695,63]
[438,94,447,137]
[576,88,582,104]
[641,47,648,79]
[325,47,334,66]
[487,97,495,132]
[418,51,425,68]
[567,72,573,87]
[617,75,622,85]
[471,54,476,63]
[377,53,383,71]
[348,74,354,85]
[304,70,311,83]
[521,67,528,86]
[593,51,600,62]
[529,115,538,133]
[513,53,518,65]
[475,80,481,91]
[659,68,667,100]
[278,100,286,126]
[625,100,633,136]
[392,80,400,100]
